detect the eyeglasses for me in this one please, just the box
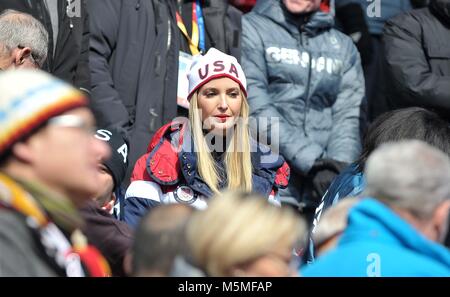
[47,114,96,135]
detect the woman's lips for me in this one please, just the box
[215,115,230,123]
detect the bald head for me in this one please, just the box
[131,204,195,276]
[142,204,195,231]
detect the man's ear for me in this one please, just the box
[11,142,35,164]
[13,46,32,68]
[431,200,450,244]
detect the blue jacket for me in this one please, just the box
[242,0,364,202]
[306,163,364,263]
[312,163,365,232]
[302,198,450,276]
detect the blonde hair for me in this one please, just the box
[188,90,252,194]
[186,191,306,276]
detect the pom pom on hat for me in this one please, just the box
[187,48,247,101]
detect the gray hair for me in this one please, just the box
[312,197,360,247]
[0,9,48,68]
[364,140,450,219]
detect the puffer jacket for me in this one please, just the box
[383,0,450,117]
[242,0,364,202]
[123,120,290,228]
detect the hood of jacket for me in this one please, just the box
[252,0,334,37]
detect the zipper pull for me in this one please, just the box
[66,0,74,29]
[149,108,159,131]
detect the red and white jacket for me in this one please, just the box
[123,121,290,227]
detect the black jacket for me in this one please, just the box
[383,0,450,116]
[88,0,180,185]
[0,0,90,92]
[177,0,241,60]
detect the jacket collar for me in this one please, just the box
[252,0,334,37]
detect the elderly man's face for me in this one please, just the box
[282,0,322,14]
[21,108,110,207]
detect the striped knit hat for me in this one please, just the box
[0,70,88,158]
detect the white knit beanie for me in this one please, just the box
[187,48,247,100]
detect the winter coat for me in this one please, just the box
[0,173,108,277]
[123,121,290,228]
[383,0,450,117]
[242,0,364,203]
[178,0,242,60]
[302,198,450,276]
[88,0,180,185]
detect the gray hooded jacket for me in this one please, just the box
[242,0,364,178]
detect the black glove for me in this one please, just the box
[308,159,349,203]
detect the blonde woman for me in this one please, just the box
[123,48,290,227]
[186,191,306,277]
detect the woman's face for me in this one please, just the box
[196,77,243,135]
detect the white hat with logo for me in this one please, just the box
[187,48,247,101]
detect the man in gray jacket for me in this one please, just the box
[242,0,365,221]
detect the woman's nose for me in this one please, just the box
[218,94,229,110]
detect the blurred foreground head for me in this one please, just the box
[358,107,450,170]
[364,140,450,243]
[0,69,109,207]
[130,204,195,276]
[93,126,128,210]
[187,191,307,277]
